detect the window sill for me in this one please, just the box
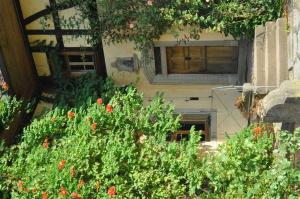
[150,74,238,85]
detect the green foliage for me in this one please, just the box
[0,88,203,198]
[1,87,300,198]
[55,73,116,108]
[51,0,284,49]
[0,84,22,132]
[201,127,300,198]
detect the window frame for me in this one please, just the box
[61,51,99,76]
[142,40,248,85]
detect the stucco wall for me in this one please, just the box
[288,0,300,80]
[103,31,247,141]
[20,1,91,77]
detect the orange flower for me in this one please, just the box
[42,137,49,149]
[17,180,24,190]
[58,160,66,170]
[71,192,81,199]
[97,98,103,105]
[91,123,97,131]
[42,191,48,199]
[31,188,37,193]
[107,186,116,197]
[68,111,75,119]
[1,82,9,91]
[253,126,263,138]
[70,166,75,178]
[95,181,100,192]
[59,187,68,197]
[106,104,113,113]
[77,179,85,189]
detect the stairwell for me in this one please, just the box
[252,18,289,94]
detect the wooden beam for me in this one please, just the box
[26,29,90,35]
[24,8,51,25]
[49,0,63,48]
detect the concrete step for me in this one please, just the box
[276,18,288,86]
[253,25,266,90]
[265,21,277,87]
[252,18,288,93]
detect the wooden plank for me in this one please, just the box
[0,1,38,98]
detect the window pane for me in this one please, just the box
[207,46,238,74]
[154,47,162,74]
[166,47,205,74]
[166,46,186,74]
[69,55,93,62]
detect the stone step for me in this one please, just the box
[265,21,277,88]
[252,18,288,93]
[276,18,288,86]
[253,25,266,90]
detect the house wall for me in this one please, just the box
[103,31,247,141]
[0,1,38,98]
[19,0,92,78]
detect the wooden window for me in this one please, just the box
[159,46,238,74]
[62,51,98,76]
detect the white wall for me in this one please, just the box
[103,31,247,141]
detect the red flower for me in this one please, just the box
[68,111,75,119]
[70,166,75,178]
[59,187,68,197]
[58,160,66,170]
[1,82,9,91]
[42,137,49,149]
[17,180,24,190]
[71,192,81,199]
[106,104,113,113]
[253,126,262,138]
[42,191,48,199]
[91,123,97,131]
[97,98,103,105]
[107,186,116,197]
[77,179,85,189]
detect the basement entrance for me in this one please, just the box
[167,113,210,142]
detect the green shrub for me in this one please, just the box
[1,87,300,198]
[0,83,22,132]
[0,88,203,198]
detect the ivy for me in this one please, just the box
[50,0,284,49]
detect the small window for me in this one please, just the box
[62,52,97,75]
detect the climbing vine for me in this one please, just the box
[50,0,284,49]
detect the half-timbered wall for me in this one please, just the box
[15,0,106,79]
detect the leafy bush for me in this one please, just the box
[0,82,22,132]
[55,73,117,108]
[201,126,300,198]
[0,88,204,198]
[1,87,300,198]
